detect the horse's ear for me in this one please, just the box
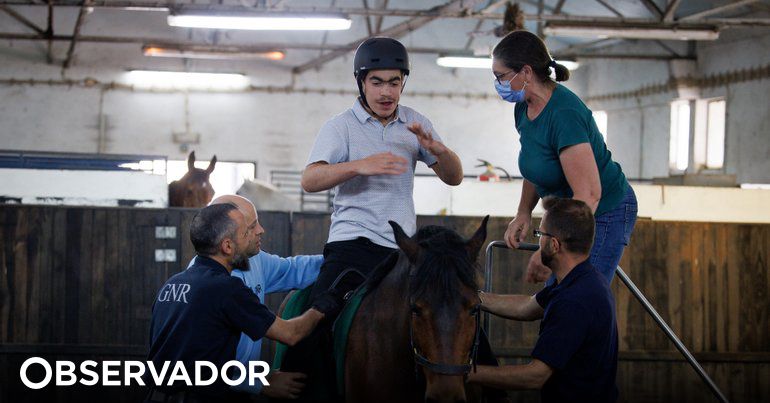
[206,155,217,174]
[187,151,196,172]
[465,215,489,262]
[389,220,419,263]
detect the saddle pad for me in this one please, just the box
[333,286,366,395]
[272,285,312,370]
[271,285,367,396]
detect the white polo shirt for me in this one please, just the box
[306,98,441,248]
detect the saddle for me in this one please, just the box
[272,270,368,399]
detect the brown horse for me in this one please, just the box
[344,217,489,403]
[168,151,216,208]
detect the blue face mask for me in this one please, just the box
[494,72,527,103]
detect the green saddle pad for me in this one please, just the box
[272,285,367,397]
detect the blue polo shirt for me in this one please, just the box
[148,255,277,396]
[532,259,618,403]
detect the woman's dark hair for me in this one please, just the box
[492,30,570,83]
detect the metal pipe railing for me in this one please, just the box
[482,240,729,403]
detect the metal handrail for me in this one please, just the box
[482,240,729,403]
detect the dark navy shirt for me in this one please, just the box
[532,259,619,403]
[148,255,276,395]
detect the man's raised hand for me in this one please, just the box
[355,152,408,176]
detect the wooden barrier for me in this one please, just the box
[0,205,768,402]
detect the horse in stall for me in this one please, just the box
[344,217,490,403]
[237,179,301,212]
[168,151,216,208]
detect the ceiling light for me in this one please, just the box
[544,25,719,41]
[167,13,352,31]
[142,45,285,61]
[437,56,492,69]
[125,70,250,90]
[436,56,579,71]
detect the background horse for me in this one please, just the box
[237,178,301,212]
[345,217,489,403]
[168,151,216,208]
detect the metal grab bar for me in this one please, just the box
[482,240,729,403]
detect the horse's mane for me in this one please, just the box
[363,225,479,302]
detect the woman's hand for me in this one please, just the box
[504,213,532,249]
[525,251,552,283]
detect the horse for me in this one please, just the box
[168,151,216,208]
[344,216,489,403]
[236,179,301,212]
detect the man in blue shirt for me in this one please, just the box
[147,203,336,403]
[207,195,323,399]
[469,197,619,403]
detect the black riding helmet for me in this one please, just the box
[353,37,410,109]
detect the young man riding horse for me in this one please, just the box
[282,37,463,379]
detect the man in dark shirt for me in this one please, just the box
[469,197,619,403]
[146,203,338,402]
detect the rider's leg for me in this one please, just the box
[281,237,395,374]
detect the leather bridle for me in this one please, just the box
[408,303,481,376]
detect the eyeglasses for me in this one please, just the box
[493,69,516,85]
[533,229,557,239]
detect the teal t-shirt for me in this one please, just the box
[515,84,627,216]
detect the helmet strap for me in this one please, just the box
[356,77,370,109]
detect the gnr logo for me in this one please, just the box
[158,283,191,303]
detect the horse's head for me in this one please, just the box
[389,216,489,403]
[170,151,216,208]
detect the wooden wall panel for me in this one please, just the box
[0,205,768,403]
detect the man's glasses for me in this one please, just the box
[533,229,557,239]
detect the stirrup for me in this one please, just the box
[329,268,368,301]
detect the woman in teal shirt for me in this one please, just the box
[493,31,638,285]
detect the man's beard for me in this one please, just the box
[231,251,251,270]
[540,243,555,268]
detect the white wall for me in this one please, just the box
[1,8,769,199]
[414,178,770,224]
[580,28,770,184]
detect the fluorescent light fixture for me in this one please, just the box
[124,7,170,12]
[544,25,719,41]
[740,183,770,190]
[437,56,492,69]
[142,45,285,61]
[167,13,352,31]
[125,70,250,90]
[436,56,579,70]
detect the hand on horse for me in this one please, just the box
[261,371,307,399]
[525,251,552,283]
[311,288,345,320]
[407,122,447,157]
[505,213,532,249]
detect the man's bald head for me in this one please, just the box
[211,195,256,217]
[210,194,264,254]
